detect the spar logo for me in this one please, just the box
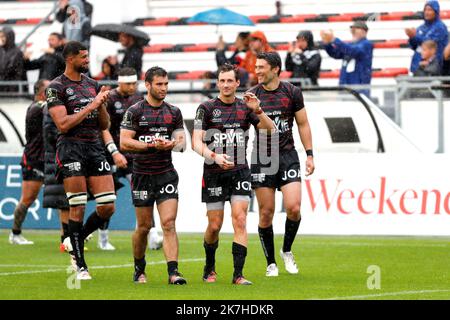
[305,177,450,215]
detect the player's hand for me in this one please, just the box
[305,157,315,176]
[93,86,110,109]
[320,30,334,44]
[405,28,416,38]
[154,138,176,151]
[112,152,128,169]
[214,154,235,170]
[243,92,261,112]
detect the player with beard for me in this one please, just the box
[192,64,275,285]
[120,66,187,285]
[249,52,315,277]
[47,41,116,280]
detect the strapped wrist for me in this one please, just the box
[106,142,119,156]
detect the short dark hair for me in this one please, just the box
[62,41,87,59]
[237,32,250,40]
[118,67,137,77]
[144,66,168,83]
[257,51,282,76]
[34,79,47,95]
[217,63,240,81]
[49,32,64,41]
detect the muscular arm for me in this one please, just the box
[295,108,313,151]
[49,103,98,134]
[172,129,186,152]
[256,112,276,132]
[192,129,214,160]
[120,129,148,153]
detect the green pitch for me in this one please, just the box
[0,230,449,300]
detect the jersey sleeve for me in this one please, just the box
[194,104,209,131]
[46,82,64,109]
[174,108,184,131]
[120,107,139,132]
[291,84,305,112]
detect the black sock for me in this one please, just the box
[258,225,276,265]
[82,211,107,239]
[134,256,146,273]
[12,203,28,234]
[61,222,69,243]
[232,242,247,279]
[167,261,178,276]
[68,219,87,269]
[99,218,110,231]
[283,218,301,253]
[204,240,218,272]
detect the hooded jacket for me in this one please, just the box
[285,31,322,85]
[56,0,91,48]
[324,34,373,96]
[408,0,448,72]
[239,31,274,79]
[25,44,65,80]
[0,27,25,92]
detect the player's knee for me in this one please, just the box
[208,219,223,235]
[96,203,115,219]
[161,218,176,233]
[259,207,274,227]
[136,225,151,236]
[232,213,247,231]
[285,203,301,218]
[20,198,34,207]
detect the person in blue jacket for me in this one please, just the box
[321,21,373,97]
[406,0,448,73]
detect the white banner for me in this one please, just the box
[173,152,450,236]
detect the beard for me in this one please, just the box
[150,90,165,102]
[75,64,89,74]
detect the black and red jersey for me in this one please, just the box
[194,97,260,173]
[120,99,184,175]
[249,81,304,155]
[46,73,101,144]
[106,89,143,147]
[21,101,45,170]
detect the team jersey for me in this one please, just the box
[21,100,45,169]
[194,97,260,173]
[106,89,143,147]
[249,81,304,156]
[46,73,101,144]
[120,99,184,175]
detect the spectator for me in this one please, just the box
[94,56,118,81]
[240,30,274,86]
[321,21,373,97]
[405,0,448,73]
[55,0,91,49]
[216,32,250,67]
[285,30,322,86]
[0,27,25,92]
[414,40,441,76]
[117,32,143,79]
[24,33,66,81]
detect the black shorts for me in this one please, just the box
[21,164,44,182]
[202,168,252,203]
[131,170,179,207]
[251,149,301,190]
[56,141,112,181]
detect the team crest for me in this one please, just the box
[236,110,246,120]
[164,113,173,124]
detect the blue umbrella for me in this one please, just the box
[187,7,255,26]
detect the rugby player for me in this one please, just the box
[9,80,49,245]
[249,52,315,277]
[96,67,162,251]
[47,41,116,280]
[192,64,275,285]
[120,66,187,285]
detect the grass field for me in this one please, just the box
[0,230,449,300]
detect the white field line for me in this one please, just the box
[0,258,203,277]
[318,289,450,300]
